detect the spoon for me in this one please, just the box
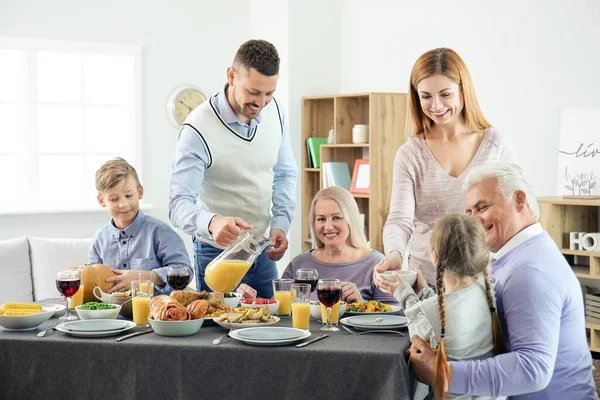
[38,324,58,337]
[212,329,234,345]
[212,334,228,345]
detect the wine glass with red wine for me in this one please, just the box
[294,268,319,293]
[317,278,342,332]
[167,266,191,291]
[56,270,81,322]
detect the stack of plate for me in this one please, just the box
[55,319,137,338]
[229,327,310,346]
[340,315,408,331]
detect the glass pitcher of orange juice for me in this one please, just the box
[204,229,270,292]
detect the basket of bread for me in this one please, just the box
[148,290,230,336]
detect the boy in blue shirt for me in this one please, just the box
[89,158,193,295]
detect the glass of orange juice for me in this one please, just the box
[272,279,293,317]
[291,283,311,330]
[132,280,154,325]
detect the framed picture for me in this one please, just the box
[350,159,370,194]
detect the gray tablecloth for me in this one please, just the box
[0,303,413,400]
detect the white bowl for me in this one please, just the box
[223,293,242,308]
[75,304,121,320]
[240,300,279,316]
[310,301,347,320]
[378,270,417,286]
[148,317,204,337]
[0,308,54,331]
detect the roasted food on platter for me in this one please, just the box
[346,300,393,313]
[218,305,276,324]
[170,289,209,306]
[207,291,224,310]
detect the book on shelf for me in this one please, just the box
[306,137,328,168]
[306,140,314,168]
[322,162,351,191]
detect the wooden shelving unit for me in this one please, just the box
[538,196,600,352]
[301,93,408,252]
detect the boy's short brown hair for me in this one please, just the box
[95,158,141,193]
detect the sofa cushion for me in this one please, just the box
[29,237,92,301]
[0,237,33,303]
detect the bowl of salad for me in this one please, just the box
[75,302,121,320]
[223,292,242,308]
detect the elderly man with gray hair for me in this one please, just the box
[408,162,595,399]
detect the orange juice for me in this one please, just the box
[320,301,341,324]
[140,281,151,294]
[291,302,310,329]
[69,284,84,309]
[132,296,151,324]
[274,291,292,315]
[204,260,252,292]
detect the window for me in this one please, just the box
[0,38,141,212]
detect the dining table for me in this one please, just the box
[0,299,415,400]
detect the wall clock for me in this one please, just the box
[166,85,205,128]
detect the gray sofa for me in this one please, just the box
[0,236,91,303]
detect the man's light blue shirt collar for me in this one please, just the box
[111,210,145,240]
[215,84,262,128]
[491,222,544,260]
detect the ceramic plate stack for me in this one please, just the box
[229,327,310,346]
[55,319,137,337]
[340,315,408,331]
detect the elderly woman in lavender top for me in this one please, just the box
[239,186,397,305]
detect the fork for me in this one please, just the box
[342,325,404,336]
[212,329,236,344]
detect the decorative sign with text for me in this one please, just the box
[556,109,600,197]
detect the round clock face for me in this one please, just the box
[168,86,205,127]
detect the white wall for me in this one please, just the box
[287,0,342,259]
[337,0,600,197]
[0,0,253,254]
[2,0,599,269]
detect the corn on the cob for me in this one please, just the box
[4,309,41,316]
[3,303,43,311]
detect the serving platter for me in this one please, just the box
[213,316,280,330]
[344,305,403,316]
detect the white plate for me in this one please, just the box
[0,307,55,331]
[62,319,132,332]
[213,316,280,330]
[229,329,311,346]
[344,305,403,316]
[235,327,304,341]
[56,320,136,337]
[341,315,407,331]
[43,304,66,318]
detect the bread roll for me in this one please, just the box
[186,299,208,319]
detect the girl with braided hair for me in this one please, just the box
[377,213,505,400]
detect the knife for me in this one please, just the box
[115,328,153,342]
[296,334,328,348]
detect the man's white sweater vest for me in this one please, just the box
[183,95,283,247]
